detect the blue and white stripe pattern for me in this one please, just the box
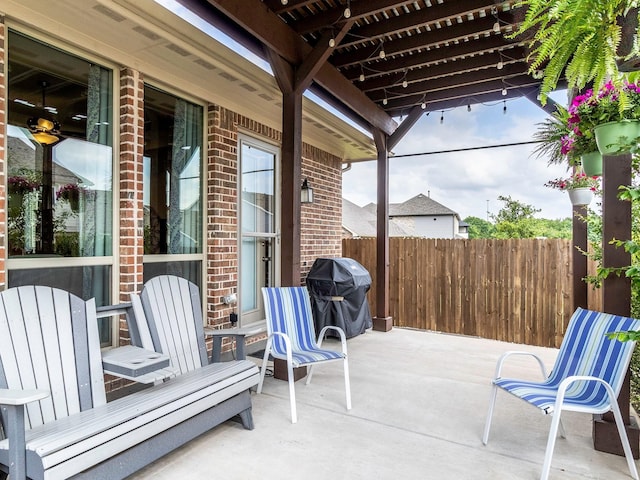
[494,308,640,414]
[262,287,345,367]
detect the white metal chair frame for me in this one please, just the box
[257,287,352,423]
[482,308,640,480]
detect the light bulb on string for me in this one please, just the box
[359,72,365,82]
[467,104,471,112]
[382,90,388,105]
[497,60,503,70]
[503,101,507,114]
[402,79,408,88]
[329,37,336,48]
[379,41,386,59]
[440,111,444,124]
[493,21,500,33]
[281,0,288,4]
[421,102,426,109]
[502,87,507,96]
[344,0,351,18]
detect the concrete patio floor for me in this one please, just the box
[128,328,638,480]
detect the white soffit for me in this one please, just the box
[1,0,375,161]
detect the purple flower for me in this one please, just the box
[560,135,575,155]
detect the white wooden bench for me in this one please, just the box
[0,286,260,480]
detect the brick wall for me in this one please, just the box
[119,68,145,302]
[205,106,343,351]
[300,143,342,283]
[0,16,6,289]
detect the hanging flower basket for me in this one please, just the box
[594,119,640,156]
[56,184,82,211]
[567,187,594,206]
[580,151,603,176]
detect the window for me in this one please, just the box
[6,31,114,344]
[143,85,203,285]
[7,31,113,259]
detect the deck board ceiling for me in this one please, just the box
[189,0,554,134]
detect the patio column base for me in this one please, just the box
[273,358,307,382]
[372,316,392,332]
[593,413,640,459]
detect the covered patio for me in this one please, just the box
[128,328,635,480]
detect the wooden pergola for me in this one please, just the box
[179,0,559,328]
[177,0,639,456]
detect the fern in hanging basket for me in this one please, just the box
[512,0,640,103]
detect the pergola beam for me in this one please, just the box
[368,64,530,102]
[295,20,355,93]
[290,0,414,35]
[388,106,425,151]
[342,37,521,82]
[356,49,527,92]
[382,75,540,111]
[203,0,397,135]
[333,15,509,68]
[385,86,538,116]
[336,0,511,47]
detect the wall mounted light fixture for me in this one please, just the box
[301,178,314,204]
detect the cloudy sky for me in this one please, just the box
[343,93,572,221]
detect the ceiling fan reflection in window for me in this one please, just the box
[27,81,61,145]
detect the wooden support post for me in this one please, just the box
[572,204,589,311]
[372,129,392,331]
[593,153,640,458]
[265,48,303,286]
[280,90,303,286]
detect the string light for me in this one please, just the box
[382,89,388,105]
[492,6,501,34]
[497,60,503,70]
[503,101,507,114]
[329,36,336,48]
[501,87,507,96]
[344,0,351,18]
[281,0,288,4]
[359,70,366,82]
[402,79,408,88]
[421,102,426,109]
[379,40,386,59]
[440,111,444,124]
[467,104,471,112]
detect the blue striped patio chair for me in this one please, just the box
[257,287,351,423]
[482,308,640,480]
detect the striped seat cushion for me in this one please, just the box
[494,308,640,414]
[263,287,345,367]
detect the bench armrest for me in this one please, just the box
[0,388,49,406]
[0,388,49,480]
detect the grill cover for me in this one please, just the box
[306,257,372,338]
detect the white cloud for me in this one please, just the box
[343,96,577,221]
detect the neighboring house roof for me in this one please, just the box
[342,198,409,237]
[389,193,460,219]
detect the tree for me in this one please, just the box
[463,216,495,238]
[491,195,541,239]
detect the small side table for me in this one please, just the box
[205,325,267,362]
[102,345,176,384]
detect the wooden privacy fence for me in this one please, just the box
[342,238,601,348]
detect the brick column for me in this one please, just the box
[206,105,239,331]
[118,68,144,307]
[0,16,7,289]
